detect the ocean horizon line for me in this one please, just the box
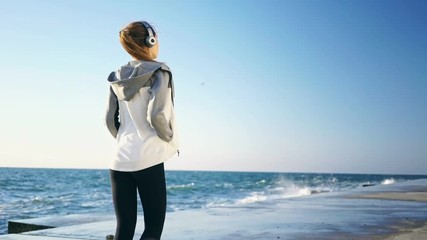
[0,166,426,177]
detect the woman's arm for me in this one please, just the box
[150,70,173,142]
[105,87,120,138]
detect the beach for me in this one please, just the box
[2,178,426,239]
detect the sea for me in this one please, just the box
[0,168,426,235]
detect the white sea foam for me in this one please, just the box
[222,183,234,188]
[236,192,268,204]
[256,179,266,185]
[276,185,313,198]
[167,183,195,190]
[235,180,316,205]
[381,178,395,185]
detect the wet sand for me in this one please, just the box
[386,222,427,240]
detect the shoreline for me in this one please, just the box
[2,179,427,239]
[345,181,427,239]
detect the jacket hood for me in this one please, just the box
[108,60,169,101]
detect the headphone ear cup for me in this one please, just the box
[146,36,157,48]
[140,21,157,48]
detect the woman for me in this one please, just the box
[105,21,179,240]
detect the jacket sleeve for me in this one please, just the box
[150,70,173,142]
[105,86,120,138]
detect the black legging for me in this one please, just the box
[110,163,166,240]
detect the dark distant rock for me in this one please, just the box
[362,183,376,187]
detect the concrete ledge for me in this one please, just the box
[0,235,74,240]
[7,214,114,234]
[7,222,53,235]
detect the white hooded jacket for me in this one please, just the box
[105,60,179,171]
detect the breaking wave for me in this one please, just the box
[381,178,395,185]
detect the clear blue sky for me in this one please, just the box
[0,0,426,174]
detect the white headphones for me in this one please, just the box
[140,21,157,48]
